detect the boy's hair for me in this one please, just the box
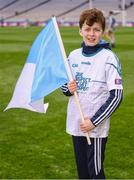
[79,8,105,31]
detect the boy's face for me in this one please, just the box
[79,22,104,46]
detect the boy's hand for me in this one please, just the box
[67,80,77,94]
[80,118,95,133]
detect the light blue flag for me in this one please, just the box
[28,18,69,101]
[5,17,69,113]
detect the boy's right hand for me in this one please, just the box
[67,80,77,94]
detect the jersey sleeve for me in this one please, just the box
[105,53,123,91]
[60,83,73,96]
[90,89,123,126]
[90,53,123,126]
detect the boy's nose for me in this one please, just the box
[88,29,94,36]
[88,30,94,36]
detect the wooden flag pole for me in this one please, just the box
[53,17,91,145]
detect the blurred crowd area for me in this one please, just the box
[0,0,134,27]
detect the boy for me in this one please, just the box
[61,8,123,179]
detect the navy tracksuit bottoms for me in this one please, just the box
[72,136,107,179]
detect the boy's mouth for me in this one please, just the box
[87,38,96,43]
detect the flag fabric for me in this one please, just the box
[5,17,69,113]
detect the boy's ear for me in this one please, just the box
[79,29,83,37]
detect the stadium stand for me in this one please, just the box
[0,0,134,26]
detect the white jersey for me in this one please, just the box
[66,48,123,138]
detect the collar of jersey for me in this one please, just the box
[81,40,111,57]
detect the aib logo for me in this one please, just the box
[76,72,91,91]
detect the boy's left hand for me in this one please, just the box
[80,118,95,133]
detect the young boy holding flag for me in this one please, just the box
[61,8,123,179]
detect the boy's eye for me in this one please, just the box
[85,28,90,32]
[84,28,102,32]
[94,28,102,32]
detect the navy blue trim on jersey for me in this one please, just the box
[91,89,123,126]
[90,80,106,84]
[106,63,121,76]
[61,83,73,96]
[82,47,103,57]
[81,39,111,57]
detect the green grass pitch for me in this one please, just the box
[0,26,134,179]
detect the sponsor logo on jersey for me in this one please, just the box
[81,61,91,65]
[72,64,78,68]
[76,72,91,92]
